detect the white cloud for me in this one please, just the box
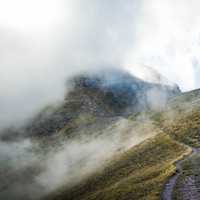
[0,0,200,128]
[0,0,140,128]
[125,0,200,91]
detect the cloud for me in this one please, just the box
[0,0,140,129]
[0,0,200,127]
[0,118,156,199]
[125,0,200,91]
[1,1,200,198]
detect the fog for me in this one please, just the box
[125,0,200,91]
[0,1,200,199]
[0,118,156,200]
[0,0,200,128]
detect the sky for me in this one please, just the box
[0,0,200,128]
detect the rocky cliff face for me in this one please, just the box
[20,68,180,138]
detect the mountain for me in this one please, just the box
[44,88,200,200]
[2,67,195,200]
[14,68,180,138]
[1,68,180,141]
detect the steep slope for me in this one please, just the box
[45,133,189,200]
[0,68,183,200]
[22,68,180,138]
[152,89,200,147]
[0,68,180,141]
[151,89,200,200]
[43,89,200,200]
[0,67,180,200]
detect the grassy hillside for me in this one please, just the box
[43,89,200,200]
[45,134,190,200]
[152,89,200,148]
[1,75,199,200]
[150,89,200,199]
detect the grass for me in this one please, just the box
[151,108,200,148]
[59,113,97,136]
[43,89,200,200]
[45,133,189,200]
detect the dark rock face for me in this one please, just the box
[1,68,181,138]
[70,69,180,114]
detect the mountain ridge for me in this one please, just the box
[1,68,191,200]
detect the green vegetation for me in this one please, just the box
[162,110,200,147]
[45,134,190,200]
[43,89,200,200]
[59,113,97,135]
[150,105,200,148]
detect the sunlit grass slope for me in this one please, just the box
[44,89,200,200]
[152,89,200,148]
[45,134,189,200]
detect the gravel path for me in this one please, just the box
[162,148,199,200]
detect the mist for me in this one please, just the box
[125,0,200,91]
[0,117,156,200]
[0,1,200,199]
[1,0,200,128]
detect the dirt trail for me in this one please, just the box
[162,147,200,200]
